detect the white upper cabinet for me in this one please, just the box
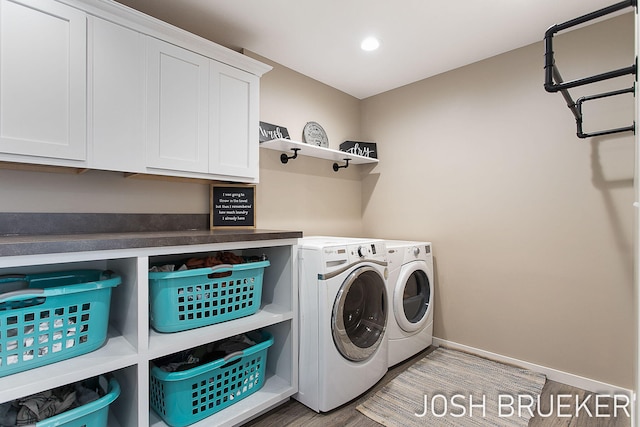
[145,39,261,181]
[146,40,261,181]
[146,37,210,174]
[210,61,260,181]
[88,17,145,173]
[0,0,86,163]
[0,0,271,180]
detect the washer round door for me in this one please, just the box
[394,262,431,332]
[332,266,387,362]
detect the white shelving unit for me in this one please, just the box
[260,138,378,169]
[0,238,298,427]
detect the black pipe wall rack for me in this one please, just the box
[544,0,637,138]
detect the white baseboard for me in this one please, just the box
[432,337,633,397]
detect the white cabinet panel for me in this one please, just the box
[210,62,260,181]
[146,38,209,173]
[0,0,268,180]
[0,0,86,162]
[89,17,145,173]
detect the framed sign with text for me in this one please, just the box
[210,184,256,229]
[259,121,290,142]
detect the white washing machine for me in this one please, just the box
[295,236,389,412]
[385,240,434,367]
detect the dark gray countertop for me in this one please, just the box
[0,229,303,257]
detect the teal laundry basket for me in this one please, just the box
[0,270,120,377]
[149,330,273,427]
[37,376,120,427]
[148,260,269,333]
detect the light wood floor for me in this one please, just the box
[246,347,631,427]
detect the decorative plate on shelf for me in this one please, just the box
[302,121,329,147]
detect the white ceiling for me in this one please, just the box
[116,0,630,99]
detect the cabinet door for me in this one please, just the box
[210,61,260,181]
[89,17,145,173]
[146,37,209,173]
[0,0,86,161]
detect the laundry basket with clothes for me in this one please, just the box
[150,330,273,427]
[0,375,119,427]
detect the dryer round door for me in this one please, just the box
[332,266,387,362]
[394,261,431,333]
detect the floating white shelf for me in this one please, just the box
[260,138,378,167]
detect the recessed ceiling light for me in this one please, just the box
[361,36,380,51]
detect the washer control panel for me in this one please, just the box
[347,241,387,263]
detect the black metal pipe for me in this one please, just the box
[547,0,635,35]
[575,86,635,138]
[543,0,637,138]
[552,66,581,121]
[544,0,636,93]
[577,124,635,139]
[546,65,636,93]
[578,86,635,103]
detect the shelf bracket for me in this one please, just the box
[280,148,300,164]
[333,158,351,172]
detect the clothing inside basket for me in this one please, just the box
[149,252,267,273]
[155,333,258,372]
[0,376,105,426]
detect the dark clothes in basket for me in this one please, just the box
[0,378,103,426]
[156,333,257,372]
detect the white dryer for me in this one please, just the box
[385,240,434,367]
[296,236,388,412]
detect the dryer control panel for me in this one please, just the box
[401,243,432,263]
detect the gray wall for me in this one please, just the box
[360,13,635,388]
